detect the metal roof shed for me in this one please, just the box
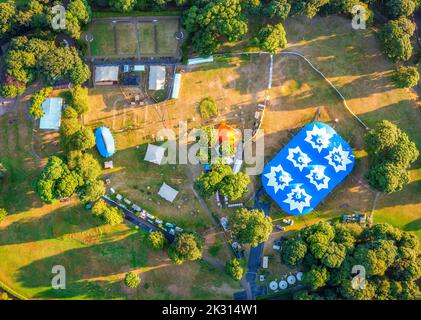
[95,66,119,83]
[171,73,181,99]
[149,66,166,90]
[39,98,63,130]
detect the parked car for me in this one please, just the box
[275,225,285,231]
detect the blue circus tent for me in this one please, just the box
[262,122,355,216]
[95,127,115,158]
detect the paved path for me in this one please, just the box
[102,196,175,242]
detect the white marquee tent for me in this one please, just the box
[144,144,166,165]
[158,183,179,203]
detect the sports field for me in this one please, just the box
[89,17,180,58]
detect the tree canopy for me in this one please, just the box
[255,23,287,54]
[225,258,244,281]
[195,162,250,200]
[282,222,420,300]
[124,271,141,288]
[169,233,204,264]
[392,66,420,88]
[148,231,166,250]
[229,208,273,247]
[379,17,415,62]
[365,120,419,193]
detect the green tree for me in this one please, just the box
[124,272,141,288]
[68,0,92,25]
[110,0,137,12]
[392,66,420,88]
[255,23,287,54]
[0,162,7,179]
[380,17,414,62]
[281,238,308,266]
[67,151,101,182]
[225,258,244,281]
[199,96,218,119]
[79,180,105,203]
[148,231,166,250]
[219,172,250,200]
[0,208,8,223]
[384,0,416,19]
[169,233,204,264]
[366,162,409,193]
[70,128,96,151]
[264,0,291,19]
[70,85,89,114]
[229,208,272,247]
[302,266,329,290]
[29,87,53,119]
[183,0,248,55]
[0,0,16,39]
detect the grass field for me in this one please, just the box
[89,18,180,57]
[1,14,420,300]
[138,23,156,54]
[91,23,116,56]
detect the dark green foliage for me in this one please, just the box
[29,86,53,119]
[384,0,416,19]
[229,208,273,247]
[379,17,415,62]
[199,96,218,119]
[169,233,204,264]
[283,222,420,300]
[69,128,96,151]
[365,120,418,193]
[195,162,250,200]
[35,156,81,203]
[255,23,287,54]
[225,258,244,281]
[392,66,420,88]
[148,231,166,250]
[78,180,105,203]
[182,0,248,55]
[263,0,291,19]
[0,208,8,223]
[124,271,141,288]
[92,199,124,225]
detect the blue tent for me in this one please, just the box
[262,122,355,216]
[95,127,115,158]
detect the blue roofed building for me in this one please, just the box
[95,127,116,158]
[262,122,355,216]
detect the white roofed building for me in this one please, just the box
[95,66,119,84]
[171,73,181,99]
[149,66,166,90]
[39,98,63,130]
[144,144,166,165]
[158,183,179,203]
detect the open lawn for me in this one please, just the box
[88,17,180,58]
[1,14,420,300]
[138,23,156,54]
[91,23,116,56]
[115,23,138,55]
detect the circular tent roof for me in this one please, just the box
[287,275,296,285]
[279,280,288,290]
[296,272,303,281]
[269,281,278,291]
[95,127,115,158]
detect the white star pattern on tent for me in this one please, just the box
[264,164,293,194]
[283,184,312,214]
[305,165,330,191]
[304,124,333,153]
[286,146,311,171]
[325,144,353,172]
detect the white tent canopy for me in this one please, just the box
[95,66,119,82]
[39,98,63,130]
[149,66,166,90]
[144,144,166,165]
[158,183,179,203]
